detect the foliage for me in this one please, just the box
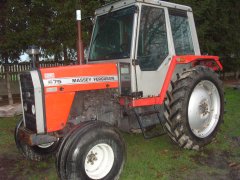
[0,0,240,71]
[0,1,29,63]
[0,0,111,63]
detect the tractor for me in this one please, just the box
[15,0,224,179]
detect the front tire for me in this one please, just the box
[56,121,126,180]
[15,119,61,161]
[164,66,224,150]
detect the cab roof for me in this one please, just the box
[95,0,192,15]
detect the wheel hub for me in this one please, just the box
[84,143,114,179]
[87,151,98,165]
[199,100,209,117]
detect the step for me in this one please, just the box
[134,106,166,139]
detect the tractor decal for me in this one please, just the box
[43,75,118,87]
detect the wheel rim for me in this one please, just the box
[188,80,221,138]
[84,143,114,179]
[37,142,55,148]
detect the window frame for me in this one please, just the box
[134,4,173,71]
[169,8,195,56]
[88,5,138,63]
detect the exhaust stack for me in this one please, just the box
[76,10,84,65]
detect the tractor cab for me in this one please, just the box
[88,0,200,97]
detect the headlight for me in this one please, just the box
[32,105,36,115]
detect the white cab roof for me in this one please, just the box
[95,0,192,15]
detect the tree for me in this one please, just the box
[0,0,31,105]
[0,0,239,75]
[0,0,29,64]
[46,0,106,62]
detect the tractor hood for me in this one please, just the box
[39,63,119,94]
[20,63,119,132]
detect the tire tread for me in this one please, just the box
[163,66,224,150]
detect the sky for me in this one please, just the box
[19,53,30,62]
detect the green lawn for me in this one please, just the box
[0,87,239,180]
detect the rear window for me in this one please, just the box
[169,9,194,55]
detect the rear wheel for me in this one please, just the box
[164,66,224,150]
[56,121,126,180]
[15,119,61,161]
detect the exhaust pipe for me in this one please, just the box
[76,10,84,65]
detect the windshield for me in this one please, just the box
[89,6,135,61]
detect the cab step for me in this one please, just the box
[133,106,166,139]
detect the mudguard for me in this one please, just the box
[130,55,223,107]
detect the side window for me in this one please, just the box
[169,9,194,55]
[137,6,169,71]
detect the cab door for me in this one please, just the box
[132,5,174,97]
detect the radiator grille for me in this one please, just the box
[20,73,37,132]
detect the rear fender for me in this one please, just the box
[129,55,223,107]
[175,55,223,71]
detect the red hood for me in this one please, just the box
[40,63,119,93]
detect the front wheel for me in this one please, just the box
[56,121,126,180]
[14,119,61,161]
[164,66,224,150]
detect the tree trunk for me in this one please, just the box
[5,65,13,105]
[63,47,68,65]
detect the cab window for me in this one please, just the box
[137,6,169,71]
[89,6,135,61]
[169,9,195,55]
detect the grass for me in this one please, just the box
[0,87,239,179]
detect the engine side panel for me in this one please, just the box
[68,89,140,133]
[45,92,75,132]
[68,90,121,126]
[39,63,119,133]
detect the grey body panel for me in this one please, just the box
[30,71,45,134]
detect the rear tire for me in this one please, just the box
[56,121,126,180]
[164,66,224,150]
[15,119,61,161]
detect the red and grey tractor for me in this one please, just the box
[15,0,224,179]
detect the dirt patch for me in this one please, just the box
[0,155,24,180]
[191,150,230,169]
[229,167,240,180]
[0,153,55,180]
[191,150,240,180]
[232,136,240,147]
